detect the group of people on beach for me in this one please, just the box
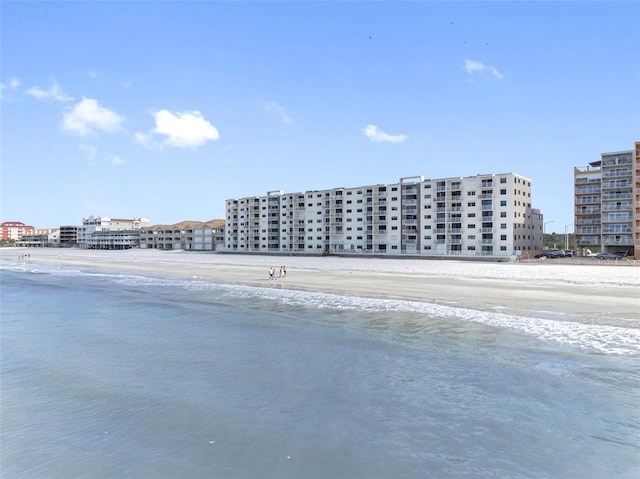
[269,266,286,280]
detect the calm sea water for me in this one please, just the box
[2,262,639,478]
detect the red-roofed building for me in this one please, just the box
[1,221,35,241]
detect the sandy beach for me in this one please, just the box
[3,247,638,328]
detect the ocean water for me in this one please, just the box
[1,263,639,478]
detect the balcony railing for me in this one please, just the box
[602,193,632,200]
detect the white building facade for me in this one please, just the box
[225,173,542,257]
[78,216,150,249]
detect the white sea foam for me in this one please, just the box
[218,282,640,357]
[5,261,639,357]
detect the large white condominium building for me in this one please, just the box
[225,173,543,257]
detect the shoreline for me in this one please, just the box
[2,247,639,329]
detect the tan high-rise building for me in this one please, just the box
[574,141,639,258]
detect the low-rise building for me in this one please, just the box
[20,228,60,247]
[78,216,150,249]
[60,225,78,247]
[139,220,225,250]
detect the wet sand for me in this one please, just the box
[3,248,639,327]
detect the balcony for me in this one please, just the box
[576,218,600,227]
[602,205,631,212]
[603,237,633,245]
[576,238,600,245]
[575,187,600,194]
[601,217,630,223]
[602,193,632,200]
[602,170,632,178]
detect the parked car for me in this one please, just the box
[595,252,620,260]
[535,251,561,259]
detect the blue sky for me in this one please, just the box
[2,1,639,234]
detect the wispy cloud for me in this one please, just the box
[136,109,220,149]
[362,124,408,143]
[62,98,124,136]
[26,81,74,102]
[111,155,125,165]
[0,77,21,100]
[464,59,503,80]
[264,101,293,124]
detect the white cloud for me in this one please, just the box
[137,109,220,149]
[62,98,124,136]
[464,59,503,80]
[134,132,150,146]
[26,81,74,102]
[1,77,21,100]
[489,66,504,80]
[112,155,125,165]
[362,124,408,143]
[265,101,293,124]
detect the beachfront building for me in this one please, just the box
[225,173,542,258]
[139,220,225,250]
[20,228,60,247]
[59,225,78,247]
[573,141,639,258]
[78,215,150,249]
[1,221,35,242]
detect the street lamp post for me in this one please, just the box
[564,223,573,251]
[543,220,554,250]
